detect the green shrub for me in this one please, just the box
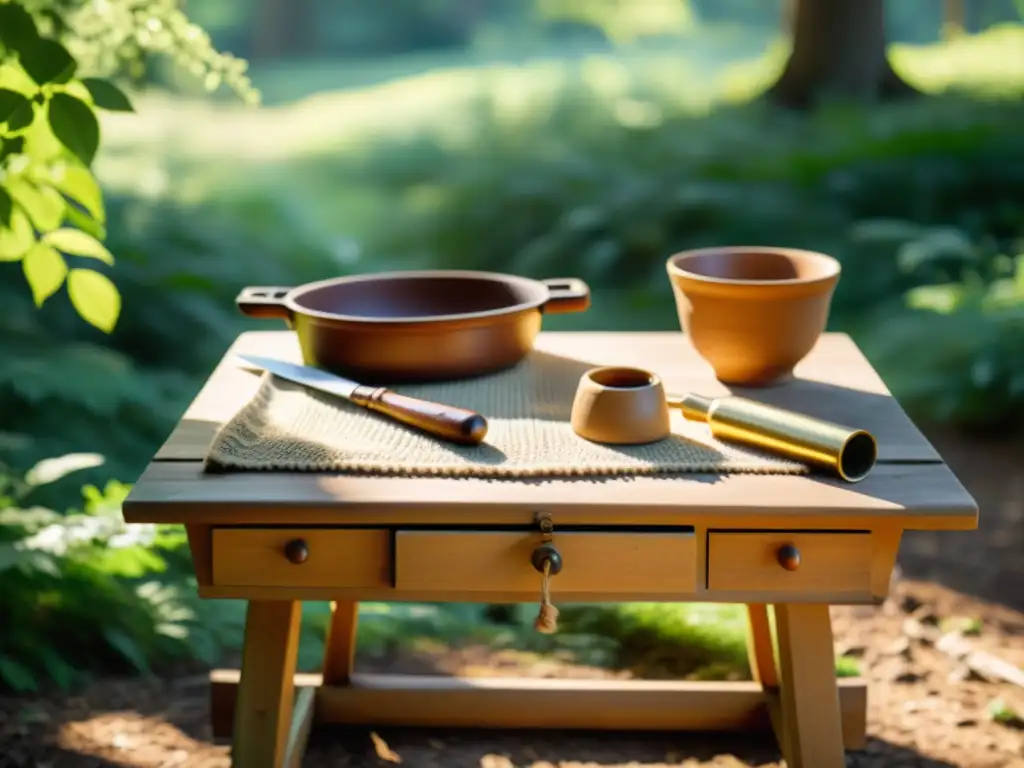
[357,90,1024,288]
[549,602,751,679]
[3,18,1023,690]
[0,0,258,333]
[0,454,222,692]
[0,190,337,489]
[862,247,1024,430]
[332,84,1024,429]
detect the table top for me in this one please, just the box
[122,331,978,531]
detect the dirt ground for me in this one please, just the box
[1,427,1022,768]
[2,579,1024,768]
[896,428,1024,613]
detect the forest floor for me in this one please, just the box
[1,428,1022,768]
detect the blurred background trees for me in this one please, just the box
[1,0,1022,693]
[768,0,920,106]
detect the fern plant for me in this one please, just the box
[0,454,226,692]
[859,230,1024,430]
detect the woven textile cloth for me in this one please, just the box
[205,351,806,477]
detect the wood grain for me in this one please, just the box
[154,331,941,463]
[745,604,779,688]
[774,603,847,768]
[184,524,212,586]
[209,670,867,743]
[192,582,885,604]
[708,532,873,600]
[211,528,390,589]
[350,386,489,446]
[149,329,932,759]
[394,531,697,595]
[320,601,359,686]
[231,600,302,768]
[193,524,881,604]
[869,524,903,600]
[124,460,977,530]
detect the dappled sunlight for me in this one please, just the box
[3,1,1024,766]
[891,24,1024,94]
[90,25,1024,257]
[0,578,1019,765]
[537,0,698,44]
[58,712,229,768]
[96,24,1024,174]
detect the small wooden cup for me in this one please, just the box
[571,367,671,445]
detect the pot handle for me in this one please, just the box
[541,278,591,314]
[237,286,293,320]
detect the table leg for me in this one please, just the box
[774,603,846,768]
[232,600,303,768]
[321,601,359,685]
[745,604,778,688]
[745,603,786,741]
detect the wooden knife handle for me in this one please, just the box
[350,387,488,446]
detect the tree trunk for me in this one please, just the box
[767,0,920,109]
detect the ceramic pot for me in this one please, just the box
[236,270,590,383]
[571,367,671,445]
[665,247,840,386]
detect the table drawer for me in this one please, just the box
[211,528,390,588]
[707,531,872,598]
[394,530,697,596]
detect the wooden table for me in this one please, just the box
[123,331,978,768]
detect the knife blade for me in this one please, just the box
[237,355,488,446]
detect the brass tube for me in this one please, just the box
[668,393,877,482]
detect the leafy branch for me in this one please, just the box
[0,0,257,332]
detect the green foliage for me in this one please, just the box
[547,602,750,678]
[835,655,862,678]
[0,455,219,692]
[2,18,1022,689]
[66,267,121,332]
[5,32,1008,494]
[374,602,854,679]
[186,0,1021,67]
[302,601,856,681]
[80,77,134,112]
[536,0,697,43]
[0,0,258,332]
[988,697,1024,727]
[333,79,1024,429]
[861,248,1024,430]
[0,190,335,487]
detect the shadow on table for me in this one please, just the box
[305,726,960,767]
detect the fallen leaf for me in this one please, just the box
[370,731,402,763]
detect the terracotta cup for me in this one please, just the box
[571,367,671,445]
[665,247,841,386]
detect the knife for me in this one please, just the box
[237,355,488,446]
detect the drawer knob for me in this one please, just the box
[530,543,562,634]
[777,544,801,571]
[531,542,563,575]
[284,538,310,564]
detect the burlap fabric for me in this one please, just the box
[205,351,806,477]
